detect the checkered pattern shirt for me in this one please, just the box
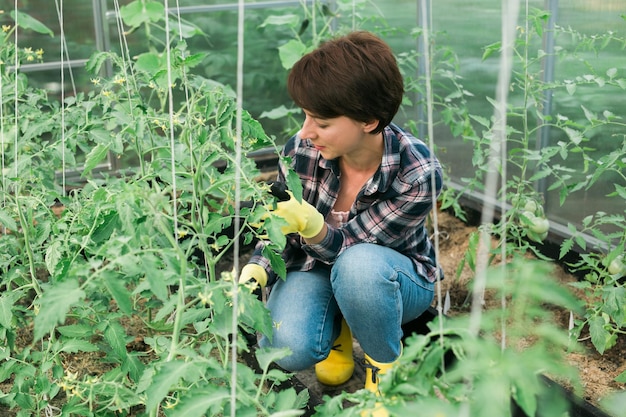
[249,123,443,286]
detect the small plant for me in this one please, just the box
[313,256,583,417]
[0,5,304,416]
[438,7,626,358]
[563,213,626,359]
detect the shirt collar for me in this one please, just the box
[315,124,402,194]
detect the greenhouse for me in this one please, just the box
[0,0,625,416]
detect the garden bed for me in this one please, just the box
[0,206,622,417]
[435,210,625,407]
[237,208,624,416]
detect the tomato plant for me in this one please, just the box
[0,6,301,417]
[1,2,625,417]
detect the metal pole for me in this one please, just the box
[535,0,558,208]
[416,0,431,141]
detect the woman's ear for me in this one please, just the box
[363,119,380,133]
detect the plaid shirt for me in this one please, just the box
[249,123,443,286]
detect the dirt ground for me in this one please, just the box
[2,209,623,416]
[262,210,626,411]
[432,210,626,407]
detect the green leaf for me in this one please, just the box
[559,238,574,260]
[57,324,93,338]
[264,216,287,249]
[85,52,110,74]
[135,52,162,73]
[263,244,287,280]
[268,410,306,417]
[285,169,303,202]
[122,355,145,383]
[606,68,618,79]
[58,339,99,353]
[469,114,491,128]
[255,347,292,373]
[168,388,230,417]
[260,105,298,120]
[103,272,133,315]
[171,19,204,39]
[120,0,165,28]
[34,280,85,340]
[273,387,308,413]
[511,378,538,417]
[45,240,63,276]
[10,10,54,36]
[238,288,273,337]
[183,53,207,69]
[259,14,300,28]
[82,143,110,177]
[0,209,17,232]
[145,361,202,409]
[581,105,597,123]
[613,183,626,200]
[563,126,583,146]
[104,321,130,359]
[0,293,16,329]
[142,254,169,302]
[603,287,626,325]
[481,41,501,60]
[589,315,610,354]
[92,211,120,244]
[278,39,307,70]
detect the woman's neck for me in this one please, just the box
[340,131,384,174]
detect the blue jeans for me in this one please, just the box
[258,243,435,371]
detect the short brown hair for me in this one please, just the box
[287,31,404,134]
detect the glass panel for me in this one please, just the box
[544,2,626,225]
[24,66,95,104]
[428,0,625,230]
[429,0,543,185]
[9,0,95,61]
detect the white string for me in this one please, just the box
[0,28,5,232]
[56,0,66,195]
[468,0,519,337]
[112,0,139,110]
[418,0,447,369]
[54,0,77,97]
[231,0,245,414]
[13,0,18,180]
[171,1,192,119]
[170,0,208,281]
[162,2,179,238]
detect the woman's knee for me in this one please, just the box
[259,325,326,371]
[333,244,388,285]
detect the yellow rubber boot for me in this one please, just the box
[361,353,399,417]
[315,318,354,386]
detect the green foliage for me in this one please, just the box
[1,1,625,416]
[564,217,626,355]
[429,6,626,357]
[0,6,298,417]
[313,257,582,417]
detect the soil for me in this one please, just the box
[432,210,626,407]
[285,210,625,414]
[2,208,624,415]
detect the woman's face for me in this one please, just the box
[299,110,375,161]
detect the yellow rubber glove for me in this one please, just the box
[271,192,325,239]
[239,263,268,288]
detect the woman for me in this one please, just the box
[240,31,443,401]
